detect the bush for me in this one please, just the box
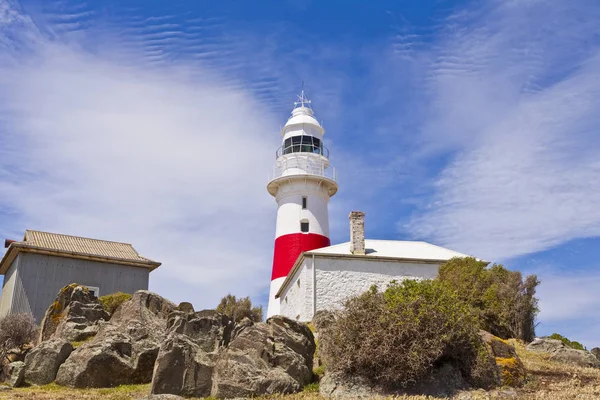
[216,294,263,323]
[437,257,540,342]
[99,292,131,315]
[0,313,38,378]
[0,313,38,352]
[320,280,496,388]
[548,333,585,351]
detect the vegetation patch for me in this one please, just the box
[437,257,540,342]
[216,294,263,322]
[99,292,132,316]
[547,333,585,351]
[320,279,497,388]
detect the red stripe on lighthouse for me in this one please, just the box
[271,233,330,280]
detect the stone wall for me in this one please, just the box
[279,259,314,321]
[315,258,440,314]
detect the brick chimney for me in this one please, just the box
[349,211,365,255]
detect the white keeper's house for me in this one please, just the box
[266,91,478,322]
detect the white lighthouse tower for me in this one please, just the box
[266,91,338,317]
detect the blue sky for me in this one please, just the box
[1,0,599,348]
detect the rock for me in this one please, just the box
[592,347,600,361]
[526,338,600,368]
[7,361,25,387]
[319,371,382,398]
[137,395,185,400]
[0,385,12,391]
[211,315,315,398]
[176,302,194,313]
[24,339,73,385]
[312,310,336,332]
[6,344,33,363]
[39,284,109,343]
[479,331,526,387]
[311,310,336,368]
[151,310,234,397]
[55,291,176,388]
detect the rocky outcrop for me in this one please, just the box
[592,347,600,361]
[479,331,526,387]
[150,310,234,397]
[24,339,73,385]
[7,362,25,387]
[55,291,176,388]
[526,338,600,368]
[151,314,315,399]
[39,284,109,343]
[211,316,315,398]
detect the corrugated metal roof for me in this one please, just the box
[305,239,473,260]
[23,230,153,263]
[0,230,160,275]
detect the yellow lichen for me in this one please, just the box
[496,356,526,386]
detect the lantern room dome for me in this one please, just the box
[280,93,324,136]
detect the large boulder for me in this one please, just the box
[320,363,469,398]
[55,291,176,388]
[211,316,315,398]
[24,339,73,385]
[7,361,25,388]
[39,284,109,343]
[151,310,234,397]
[479,331,526,387]
[526,338,600,368]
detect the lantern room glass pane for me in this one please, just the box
[282,135,323,156]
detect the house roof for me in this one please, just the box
[275,239,482,298]
[0,230,161,274]
[305,239,472,260]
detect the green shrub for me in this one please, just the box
[320,280,496,388]
[303,382,320,392]
[99,292,131,315]
[438,257,540,342]
[216,294,263,323]
[548,333,585,351]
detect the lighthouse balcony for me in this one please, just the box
[268,156,337,197]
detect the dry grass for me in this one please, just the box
[0,383,151,400]
[0,342,598,399]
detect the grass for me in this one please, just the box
[0,342,598,399]
[0,383,151,400]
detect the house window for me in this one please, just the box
[302,197,307,209]
[300,221,309,233]
[84,285,100,297]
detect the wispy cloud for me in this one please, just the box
[402,0,600,261]
[0,0,280,308]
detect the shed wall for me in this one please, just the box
[0,255,20,317]
[16,253,150,323]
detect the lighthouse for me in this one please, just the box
[266,91,338,318]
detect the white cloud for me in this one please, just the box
[403,0,600,261]
[0,1,280,308]
[528,265,600,349]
